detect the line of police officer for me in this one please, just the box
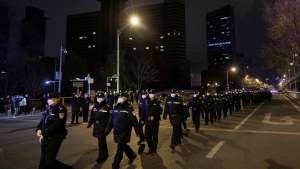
[36,89,271,169]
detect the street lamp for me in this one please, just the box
[58,42,67,96]
[226,67,237,91]
[116,16,140,93]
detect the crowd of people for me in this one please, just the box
[0,94,31,117]
[35,88,272,169]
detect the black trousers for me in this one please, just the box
[171,123,181,146]
[192,109,200,131]
[112,143,136,169]
[145,120,159,152]
[71,112,79,123]
[82,108,89,122]
[39,137,69,169]
[223,106,228,118]
[97,136,108,160]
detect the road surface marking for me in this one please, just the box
[187,128,300,136]
[263,113,298,125]
[284,96,300,112]
[205,141,225,158]
[233,102,265,130]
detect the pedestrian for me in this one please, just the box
[71,93,81,124]
[87,92,110,163]
[163,89,184,150]
[105,92,145,169]
[82,93,91,123]
[140,89,162,154]
[203,92,213,125]
[13,95,21,117]
[4,95,12,116]
[188,91,201,133]
[36,92,72,169]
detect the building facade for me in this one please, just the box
[0,6,9,73]
[206,5,236,70]
[20,6,47,60]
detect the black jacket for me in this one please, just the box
[105,101,142,143]
[87,101,110,137]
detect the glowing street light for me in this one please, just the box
[226,67,237,91]
[116,15,140,92]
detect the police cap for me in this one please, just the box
[96,92,105,98]
[47,92,59,99]
[141,90,148,95]
[170,89,177,94]
[119,92,129,98]
[149,89,156,94]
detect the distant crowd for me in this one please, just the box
[0,94,31,117]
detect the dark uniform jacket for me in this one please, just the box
[71,97,81,113]
[87,101,110,137]
[188,97,200,110]
[36,102,68,139]
[163,96,184,125]
[105,101,142,143]
[139,97,149,122]
[82,97,91,112]
[142,98,162,122]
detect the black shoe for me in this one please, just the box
[128,154,137,165]
[170,145,175,150]
[76,122,80,124]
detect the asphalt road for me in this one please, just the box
[0,94,300,169]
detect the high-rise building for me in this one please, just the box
[98,0,128,58]
[206,5,235,70]
[0,6,9,72]
[120,0,199,88]
[20,6,47,59]
[66,11,102,72]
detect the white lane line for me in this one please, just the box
[233,102,265,130]
[205,141,225,158]
[284,96,300,112]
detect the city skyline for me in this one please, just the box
[0,0,269,79]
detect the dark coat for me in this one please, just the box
[82,97,91,112]
[163,96,184,125]
[87,101,110,138]
[142,98,162,122]
[71,97,81,112]
[105,101,142,143]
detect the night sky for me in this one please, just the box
[0,0,270,79]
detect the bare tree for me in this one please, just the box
[126,55,159,90]
[263,0,300,74]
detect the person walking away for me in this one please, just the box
[188,91,201,133]
[82,93,91,123]
[87,92,110,163]
[71,93,81,124]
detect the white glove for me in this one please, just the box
[39,136,43,144]
[37,130,42,137]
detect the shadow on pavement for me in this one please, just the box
[266,159,293,169]
[140,153,167,169]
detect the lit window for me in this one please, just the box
[155,46,159,49]
[93,45,96,48]
[129,37,133,40]
[79,37,83,39]
[160,46,164,48]
[221,32,224,34]
[133,47,136,51]
[160,36,164,39]
[167,33,170,36]
[92,32,96,35]
[146,47,149,50]
[84,36,87,39]
[178,32,181,35]
[160,49,164,52]
[88,45,91,48]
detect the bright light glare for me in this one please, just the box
[130,16,139,26]
[231,67,237,72]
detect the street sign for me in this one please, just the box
[73,82,84,87]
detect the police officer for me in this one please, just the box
[203,92,213,125]
[221,93,229,119]
[82,93,91,123]
[139,91,149,125]
[163,89,184,150]
[36,92,72,169]
[70,93,81,124]
[141,89,162,154]
[212,93,222,121]
[87,92,110,163]
[188,91,201,133]
[105,92,145,169]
